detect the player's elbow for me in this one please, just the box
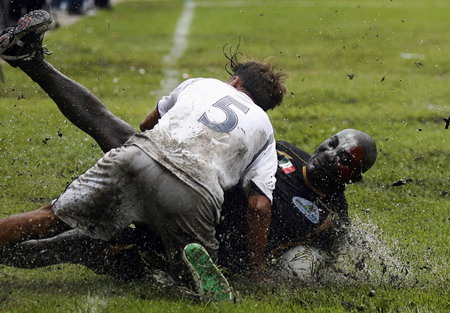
[247,195,272,216]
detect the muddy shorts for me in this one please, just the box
[52,145,220,270]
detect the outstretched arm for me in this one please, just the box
[18,60,136,152]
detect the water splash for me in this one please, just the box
[316,216,415,287]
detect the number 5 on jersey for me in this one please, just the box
[199,96,250,133]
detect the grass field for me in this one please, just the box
[0,0,449,312]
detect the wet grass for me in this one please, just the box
[0,0,449,312]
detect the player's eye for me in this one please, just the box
[328,136,339,148]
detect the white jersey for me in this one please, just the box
[126,78,277,208]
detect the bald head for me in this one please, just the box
[335,129,377,173]
[306,129,377,194]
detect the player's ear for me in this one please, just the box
[228,75,241,88]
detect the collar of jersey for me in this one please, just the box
[302,166,327,198]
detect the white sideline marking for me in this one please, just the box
[160,0,196,96]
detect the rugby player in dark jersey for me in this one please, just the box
[219,131,376,276]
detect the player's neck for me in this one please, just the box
[303,166,346,197]
[302,166,327,198]
[228,76,256,105]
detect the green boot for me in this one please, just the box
[183,243,234,302]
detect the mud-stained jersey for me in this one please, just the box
[126,78,277,215]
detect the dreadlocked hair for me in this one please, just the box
[223,43,287,111]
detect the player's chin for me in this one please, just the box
[307,157,325,175]
[316,164,337,180]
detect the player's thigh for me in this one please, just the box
[52,146,145,240]
[131,159,220,260]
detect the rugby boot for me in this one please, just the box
[183,243,235,302]
[0,27,16,52]
[0,10,53,66]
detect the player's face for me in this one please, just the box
[307,131,365,185]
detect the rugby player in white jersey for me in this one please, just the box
[0,11,287,300]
